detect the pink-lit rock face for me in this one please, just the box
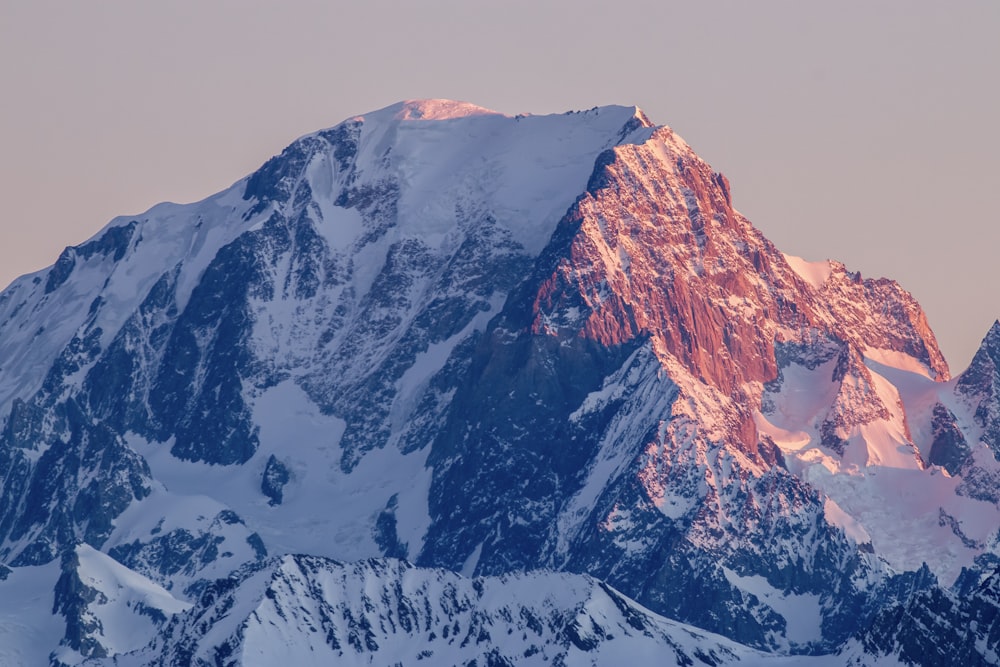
[528,122,947,466]
[412,105,993,658]
[538,126,947,379]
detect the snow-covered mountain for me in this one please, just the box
[0,99,998,665]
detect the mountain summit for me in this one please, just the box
[0,100,997,665]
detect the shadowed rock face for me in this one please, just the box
[854,566,1000,666]
[928,403,971,474]
[419,121,953,651]
[958,321,1000,454]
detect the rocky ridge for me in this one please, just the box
[103,556,774,667]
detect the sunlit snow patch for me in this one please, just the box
[759,352,1000,584]
[782,254,833,290]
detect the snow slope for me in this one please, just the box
[0,562,63,667]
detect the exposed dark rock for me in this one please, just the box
[260,455,291,506]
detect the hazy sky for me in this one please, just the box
[1,1,997,371]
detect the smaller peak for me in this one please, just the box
[968,320,1000,358]
[369,99,505,122]
[957,320,1000,394]
[564,104,658,147]
[569,104,651,122]
[982,320,1000,350]
[631,106,654,128]
[966,320,1000,369]
[619,106,657,142]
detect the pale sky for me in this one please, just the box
[1,1,997,372]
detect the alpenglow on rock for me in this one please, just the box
[0,99,998,665]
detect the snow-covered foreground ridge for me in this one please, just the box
[0,98,998,665]
[103,556,785,667]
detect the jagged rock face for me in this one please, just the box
[530,124,947,413]
[53,548,110,661]
[0,399,151,567]
[419,114,959,650]
[851,566,1000,666]
[108,556,767,667]
[958,322,1000,455]
[0,102,652,566]
[0,99,997,663]
[539,132,792,398]
[51,545,190,666]
[928,403,971,474]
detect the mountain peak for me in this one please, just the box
[372,98,504,122]
[1,97,997,664]
[965,320,1000,367]
[354,99,654,127]
[986,320,1000,349]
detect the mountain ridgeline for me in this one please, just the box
[0,99,998,666]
